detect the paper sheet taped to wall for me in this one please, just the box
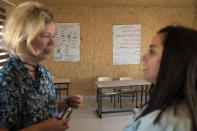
[113,24,141,65]
[54,23,80,61]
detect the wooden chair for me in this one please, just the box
[120,77,133,81]
[119,77,135,108]
[97,77,116,108]
[98,77,112,82]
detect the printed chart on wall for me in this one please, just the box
[113,24,141,65]
[54,23,80,61]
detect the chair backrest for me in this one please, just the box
[98,77,112,82]
[120,77,133,81]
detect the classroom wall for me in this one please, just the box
[7,1,197,96]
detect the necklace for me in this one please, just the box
[22,62,37,68]
[22,61,37,72]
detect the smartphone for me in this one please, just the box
[57,107,73,120]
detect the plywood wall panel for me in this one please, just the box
[93,7,195,84]
[6,2,196,95]
[41,7,95,95]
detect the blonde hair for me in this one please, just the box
[1,1,53,58]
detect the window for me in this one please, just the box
[0,6,9,69]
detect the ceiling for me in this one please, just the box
[6,0,197,7]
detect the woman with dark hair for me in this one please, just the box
[124,26,197,131]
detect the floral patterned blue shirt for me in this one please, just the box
[0,55,57,130]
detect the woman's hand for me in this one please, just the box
[69,95,83,109]
[19,118,70,131]
[39,118,70,131]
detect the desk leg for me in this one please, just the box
[114,95,115,109]
[59,89,61,100]
[145,85,148,103]
[136,89,138,108]
[120,89,122,108]
[67,84,69,98]
[98,88,102,118]
[97,88,99,113]
[140,86,144,107]
[55,90,57,99]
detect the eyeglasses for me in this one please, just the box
[40,33,54,40]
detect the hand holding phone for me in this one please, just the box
[62,107,73,119]
[57,98,73,120]
[57,106,73,120]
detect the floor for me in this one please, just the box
[67,97,139,131]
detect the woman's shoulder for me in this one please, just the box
[138,101,191,131]
[37,65,53,81]
[0,55,21,76]
[38,64,50,74]
[0,62,17,82]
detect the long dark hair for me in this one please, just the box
[137,26,197,131]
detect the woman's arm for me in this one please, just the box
[0,118,70,131]
[20,118,70,131]
[57,95,83,113]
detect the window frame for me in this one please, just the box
[0,6,9,69]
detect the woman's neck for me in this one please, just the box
[19,56,39,73]
[19,57,39,66]
[19,57,39,79]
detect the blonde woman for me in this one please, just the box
[0,1,83,131]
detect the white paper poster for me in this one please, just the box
[113,24,141,65]
[54,23,80,61]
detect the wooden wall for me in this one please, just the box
[7,1,197,96]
